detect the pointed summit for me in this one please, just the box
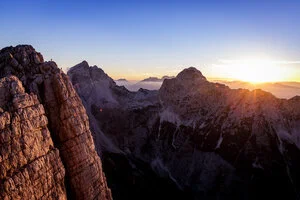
[67,60,90,73]
[74,60,89,68]
[68,61,113,82]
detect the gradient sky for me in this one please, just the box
[1,0,300,81]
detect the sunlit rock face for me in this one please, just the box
[0,76,67,200]
[69,61,300,200]
[0,45,112,200]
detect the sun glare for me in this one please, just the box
[219,59,286,83]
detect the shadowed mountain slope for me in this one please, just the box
[69,62,300,200]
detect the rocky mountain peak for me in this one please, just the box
[68,61,115,85]
[0,45,44,76]
[159,67,212,115]
[176,67,207,82]
[71,60,90,69]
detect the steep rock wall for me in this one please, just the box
[0,45,112,200]
[0,76,66,200]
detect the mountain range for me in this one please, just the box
[1,45,300,200]
[68,60,300,200]
[115,76,175,91]
[116,76,300,99]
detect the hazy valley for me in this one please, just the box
[116,78,300,99]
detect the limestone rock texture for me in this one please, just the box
[0,76,66,200]
[0,45,112,200]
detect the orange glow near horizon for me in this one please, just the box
[110,69,299,83]
[230,61,283,83]
[76,58,299,83]
[212,58,299,83]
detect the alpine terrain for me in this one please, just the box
[68,61,300,200]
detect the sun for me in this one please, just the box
[221,59,285,83]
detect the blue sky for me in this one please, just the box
[1,0,300,81]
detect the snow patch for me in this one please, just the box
[171,128,179,149]
[291,128,300,149]
[215,134,223,149]
[276,127,300,151]
[160,109,181,126]
[199,122,206,129]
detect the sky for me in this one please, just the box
[0,0,300,81]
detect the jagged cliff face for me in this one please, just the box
[0,45,112,200]
[69,63,300,200]
[0,76,66,200]
[68,61,159,154]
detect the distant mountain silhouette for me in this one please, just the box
[215,80,300,99]
[141,76,175,82]
[116,78,128,82]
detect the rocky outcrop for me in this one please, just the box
[0,45,112,200]
[69,63,300,200]
[0,76,66,200]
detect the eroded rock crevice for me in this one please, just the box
[0,45,112,200]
